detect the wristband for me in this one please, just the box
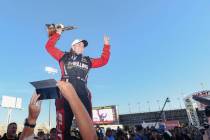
[24,118,36,128]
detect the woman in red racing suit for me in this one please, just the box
[45,26,110,140]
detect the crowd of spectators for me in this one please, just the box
[1,122,210,140]
[96,125,210,140]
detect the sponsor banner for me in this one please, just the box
[93,105,118,125]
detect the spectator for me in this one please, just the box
[162,131,172,140]
[104,128,115,140]
[37,131,45,140]
[96,127,104,140]
[116,128,128,140]
[135,125,148,140]
[0,122,18,140]
[48,128,56,140]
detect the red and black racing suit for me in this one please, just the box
[45,33,110,140]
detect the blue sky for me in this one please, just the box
[1,0,210,126]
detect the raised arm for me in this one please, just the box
[57,81,97,140]
[45,31,64,61]
[19,93,41,140]
[91,35,111,68]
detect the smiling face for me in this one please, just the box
[72,41,85,54]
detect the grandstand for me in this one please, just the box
[119,109,189,126]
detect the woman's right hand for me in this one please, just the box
[55,24,64,35]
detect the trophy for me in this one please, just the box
[46,23,78,37]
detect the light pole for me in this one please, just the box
[200,82,205,90]
[7,108,12,125]
[147,101,151,112]
[128,103,131,114]
[177,97,182,109]
[45,66,58,129]
[156,100,160,111]
[137,102,140,113]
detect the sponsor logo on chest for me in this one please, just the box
[67,61,89,69]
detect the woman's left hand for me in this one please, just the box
[104,35,110,45]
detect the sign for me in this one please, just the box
[92,105,118,125]
[1,96,22,109]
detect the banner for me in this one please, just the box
[92,105,118,125]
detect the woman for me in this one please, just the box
[45,24,110,140]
